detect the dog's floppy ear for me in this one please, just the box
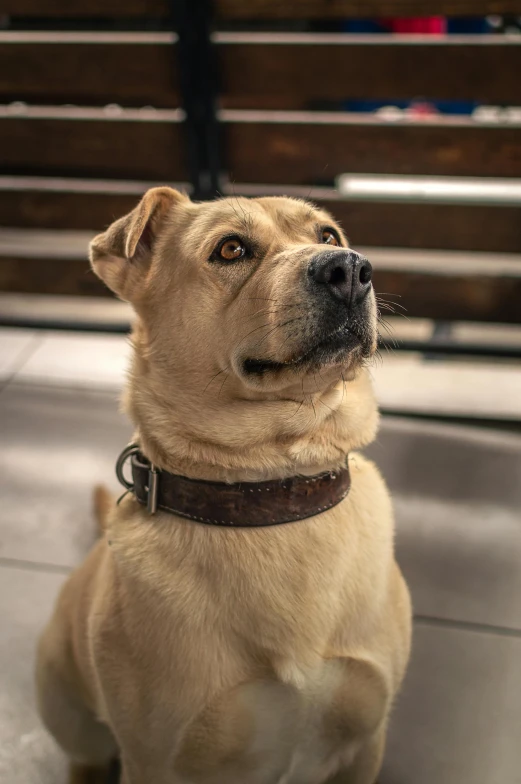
[89,186,187,301]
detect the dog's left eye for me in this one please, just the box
[213,237,247,262]
[321,229,340,246]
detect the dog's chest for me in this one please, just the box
[175,654,387,784]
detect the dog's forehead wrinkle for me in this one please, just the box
[221,196,255,232]
[215,196,319,241]
[257,197,320,235]
[188,196,342,251]
[190,198,264,240]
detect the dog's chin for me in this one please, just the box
[242,326,373,379]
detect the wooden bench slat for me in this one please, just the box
[0,257,109,297]
[218,35,521,108]
[3,0,168,16]
[374,269,521,323]
[1,183,520,254]
[5,0,521,18]
[0,34,179,108]
[224,114,521,181]
[0,188,140,232]
[0,115,187,181]
[2,33,519,108]
[327,201,521,254]
[216,0,521,18]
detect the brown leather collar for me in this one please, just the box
[116,444,351,527]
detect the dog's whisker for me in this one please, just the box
[378,324,400,349]
[313,371,334,412]
[376,297,408,313]
[376,292,404,302]
[318,398,334,412]
[203,366,229,394]
[244,305,302,323]
[203,370,224,394]
[251,316,306,352]
[237,322,277,347]
[378,303,407,316]
[276,329,301,357]
[217,372,230,399]
[288,398,305,420]
[378,318,395,335]
[377,303,410,323]
[244,308,280,323]
[376,340,393,359]
[340,371,346,405]
[244,297,280,303]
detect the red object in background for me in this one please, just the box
[384,18,447,34]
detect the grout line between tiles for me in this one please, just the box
[414,613,521,640]
[0,556,72,576]
[0,331,47,394]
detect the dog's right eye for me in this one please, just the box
[213,237,247,262]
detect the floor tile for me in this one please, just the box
[371,354,521,419]
[0,384,131,568]
[0,328,39,380]
[368,418,521,631]
[394,494,521,631]
[14,332,130,389]
[383,622,521,784]
[0,566,68,784]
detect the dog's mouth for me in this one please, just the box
[243,322,368,377]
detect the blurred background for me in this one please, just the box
[0,1,520,783]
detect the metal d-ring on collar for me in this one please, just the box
[115,443,159,515]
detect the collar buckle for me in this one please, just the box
[147,465,159,515]
[116,443,160,515]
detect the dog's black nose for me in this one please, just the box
[308,250,372,305]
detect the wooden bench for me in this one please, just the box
[0,0,520,340]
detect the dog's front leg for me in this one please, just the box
[118,757,184,784]
[69,763,115,784]
[325,729,385,784]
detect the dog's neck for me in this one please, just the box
[124,343,379,483]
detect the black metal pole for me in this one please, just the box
[171,0,221,201]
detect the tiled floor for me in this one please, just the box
[1,327,521,784]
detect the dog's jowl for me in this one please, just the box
[36,189,412,784]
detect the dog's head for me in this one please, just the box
[90,187,377,395]
[90,187,379,473]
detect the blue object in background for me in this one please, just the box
[339,17,495,114]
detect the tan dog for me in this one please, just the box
[36,188,411,784]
